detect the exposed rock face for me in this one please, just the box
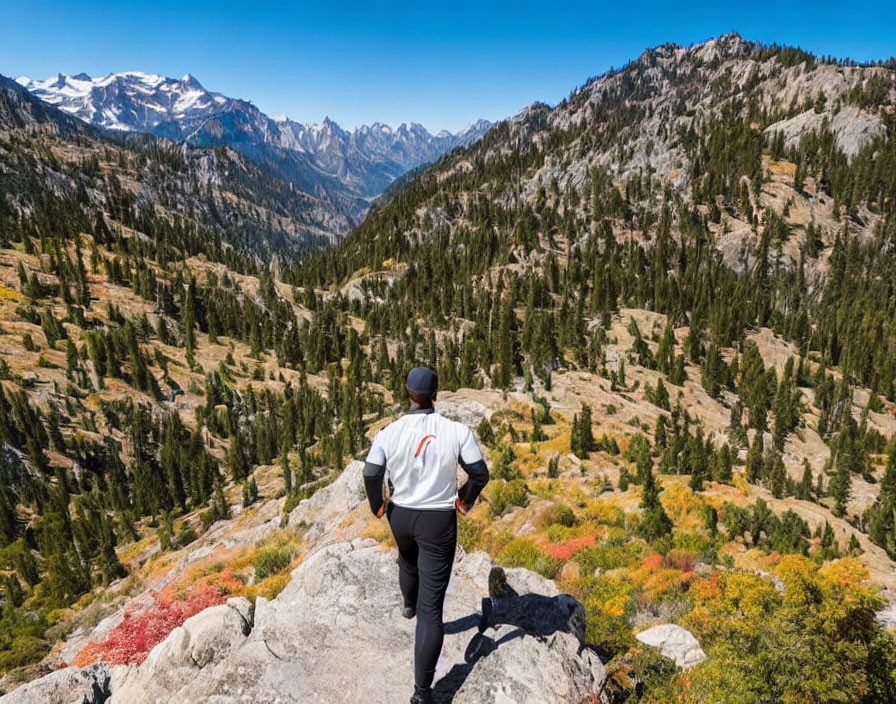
[434,392,496,429]
[9,542,605,704]
[0,662,112,704]
[110,599,253,702]
[287,459,366,542]
[764,104,885,159]
[635,624,707,669]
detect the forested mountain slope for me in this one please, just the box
[2,73,360,251]
[2,34,896,704]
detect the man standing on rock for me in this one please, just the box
[363,367,490,704]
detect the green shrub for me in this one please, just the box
[496,538,561,579]
[575,541,643,573]
[585,502,627,528]
[0,635,49,671]
[584,609,636,658]
[545,524,576,544]
[254,546,293,581]
[491,445,520,481]
[476,418,495,447]
[541,502,577,528]
[177,523,198,547]
[489,479,529,517]
[0,606,49,672]
[200,509,216,531]
[458,517,483,552]
[36,355,58,368]
[672,532,716,562]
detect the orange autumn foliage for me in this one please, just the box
[543,532,600,561]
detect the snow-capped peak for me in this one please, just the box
[17,71,228,132]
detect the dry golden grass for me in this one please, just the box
[361,518,396,547]
[660,484,705,533]
[251,573,290,600]
[768,159,797,176]
[117,534,158,566]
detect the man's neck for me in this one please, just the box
[408,401,435,414]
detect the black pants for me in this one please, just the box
[387,503,457,690]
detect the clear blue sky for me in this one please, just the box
[2,1,895,132]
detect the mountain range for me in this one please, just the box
[16,71,492,230]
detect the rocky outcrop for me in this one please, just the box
[635,624,707,669]
[287,459,366,542]
[10,541,605,704]
[0,662,112,704]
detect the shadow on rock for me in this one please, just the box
[435,582,582,703]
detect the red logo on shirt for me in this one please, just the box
[415,435,436,457]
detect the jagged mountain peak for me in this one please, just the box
[17,69,493,224]
[17,70,228,131]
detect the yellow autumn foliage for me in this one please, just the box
[817,557,869,588]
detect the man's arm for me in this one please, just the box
[457,427,489,513]
[363,433,387,517]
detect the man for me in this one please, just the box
[363,367,490,704]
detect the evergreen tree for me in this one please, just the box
[638,464,672,541]
[228,432,250,481]
[746,433,764,483]
[829,462,852,518]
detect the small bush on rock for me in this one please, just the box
[254,546,293,581]
[488,479,529,517]
[496,538,561,579]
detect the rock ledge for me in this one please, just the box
[3,540,605,704]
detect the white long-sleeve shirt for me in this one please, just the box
[365,409,486,510]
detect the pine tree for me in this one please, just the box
[770,455,787,498]
[638,464,672,541]
[655,322,675,376]
[829,462,852,517]
[797,461,814,500]
[654,415,667,449]
[618,466,631,491]
[530,408,546,442]
[547,455,560,479]
[746,433,764,483]
[579,403,596,454]
[495,296,518,389]
[281,443,293,495]
[714,444,733,482]
[228,433,249,481]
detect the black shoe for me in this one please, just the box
[410,687,433,704]
[402,601,416,619]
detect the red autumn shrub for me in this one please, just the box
[72,585,228,667]
[544,532,599,561]
[641,553,664,570]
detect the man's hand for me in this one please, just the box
[375,504,385,518]
[456,498,471,515]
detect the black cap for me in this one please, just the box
[406,367,438,398]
